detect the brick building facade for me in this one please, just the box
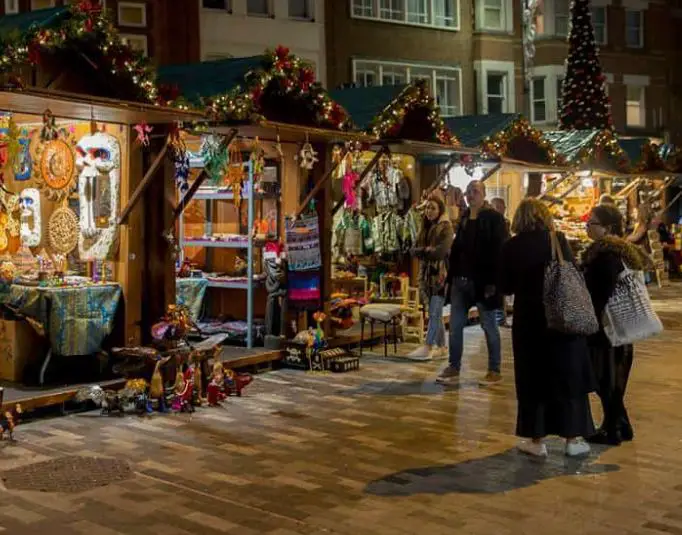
[326,0,681,143]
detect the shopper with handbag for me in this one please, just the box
[500,199,596,457]
[583,204,655,446]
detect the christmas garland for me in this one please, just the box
[0,1,158,104]
[208,46,351,130]
[480,117,566,166]
[573,130,629,171]
[630,140,667,174]
[369,80,458,145]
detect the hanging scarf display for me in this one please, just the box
[285,213,322,272]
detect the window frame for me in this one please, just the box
[486,72,507,114]
[289,0,313,19]
[590,6,607,45]
[202,0,230,10]
[4,0,18,13]
[246,0,272,17]
[554,0,570,37]
[625,9,644,49]
[119,33,148,57]
[626,85,646,128]
[352,58,463,117]
[117,1,147,28]
[531,76,548,124]
[350,0,460,31]
[480,0,504,31]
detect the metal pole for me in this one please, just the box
[247,160,254,349]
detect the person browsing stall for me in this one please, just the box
[437,180,509,385]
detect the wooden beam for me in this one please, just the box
[331,146,388,215]
[422,153,459,199]
[172,128,238,222]
[296,147,348,218]
[118,136,170,225]
[480,162,502,183]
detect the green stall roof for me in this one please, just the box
[445,113,521,147]
[0,6,69,40]
[329,85,406,131]
[157,56,265,104]
[542,130,600,163]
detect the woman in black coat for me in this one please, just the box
[583,204,649,445]
[500,199,596,457]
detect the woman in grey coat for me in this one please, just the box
[408,191,454,361]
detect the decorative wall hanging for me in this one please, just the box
[297,142,318,170]
[19,188,41,248]
[48,205,79,255]
[40,110,58,142]
[13,137,32,181]
[0,188,20,254]
[134,122,152,146]
[75,131,121,261]
[33,136,77,201]
[275,134,284,159]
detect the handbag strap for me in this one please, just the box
[550,231,565,264]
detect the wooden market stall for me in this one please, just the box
[0,4,203,408]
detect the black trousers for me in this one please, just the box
[590,342,634,434]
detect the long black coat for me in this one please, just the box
[501,230,596,438]
[446,205,508,309]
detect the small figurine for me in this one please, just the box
[172,366,194,413]
[224,368,253,397]
[76,385,125,416]
[0,404,21,440]
[207,362,227,406]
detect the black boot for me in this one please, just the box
[587,427,622,446]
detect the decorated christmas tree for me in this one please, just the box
[559,0,613,130]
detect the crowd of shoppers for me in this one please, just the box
[411,183,654,458]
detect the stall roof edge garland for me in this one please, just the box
[479,116,566,165]
[0,1,158,104]
[368,80,459,146]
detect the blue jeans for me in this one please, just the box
[426,295,446,346]
[448,278,501,373]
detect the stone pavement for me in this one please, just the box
[1,289,682,534]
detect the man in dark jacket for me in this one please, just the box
[437,180,509,385]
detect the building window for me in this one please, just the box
[353,59,462,116]
[481,0,503,30]
[247,0,270,16]
[626,86,645,127]
[486,73,506,114]
[555,0,569,37]
[591,7,606,45]
[289,0,312,18]
[4,0,18,13]
[625,10,643,48]
[380,0,404,20]
[30,0,55,10]
[407,0,428,24]
[532,77,547,123]
[118,2,146,27]
[351,0,458,29]
[353,0,374,16]
[435,74,459,116]
[203,0,229,9]
[120,34,148,57]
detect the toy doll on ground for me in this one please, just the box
[264,240,288,349]
[224,368,253,396]
[0,404,22,440]
[207,362,227,406]
[172,364,195,413]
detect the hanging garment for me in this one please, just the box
[371,211,404,256]
[333,211,373,257]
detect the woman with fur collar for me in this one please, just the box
[583,204,650,445]
[408,191,454,361]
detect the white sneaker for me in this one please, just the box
[565,439,591,457]
[407,346,432,361]
[517,440,548,457]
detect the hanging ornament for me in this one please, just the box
[332,145,344,180]
[226,140,245,207]
[274,133,284,160]
[249,136,265,183]
[33,132,77,202]
[40,109,58,142]
[134,122,153,146]
[48,204,79,255]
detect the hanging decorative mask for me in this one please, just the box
[75,131,121,261]
[297,142,318,170]
[19,188,40,248]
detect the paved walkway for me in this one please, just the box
[1,288,682,534]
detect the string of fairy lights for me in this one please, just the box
[0,2,678,171]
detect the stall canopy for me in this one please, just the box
[157,46,351,130]
[618,137,670,174]
[543,129,629,173]
[329,84,406,132]
[446,113,564,166]
[0,2,158,104]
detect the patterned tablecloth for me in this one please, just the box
[7,283,122,357]
[176,278,208,321]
